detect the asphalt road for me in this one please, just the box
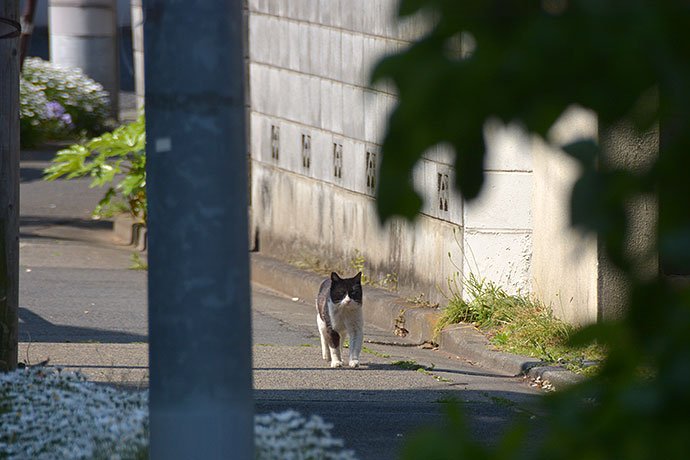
[18,147,545,460]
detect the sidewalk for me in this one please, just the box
[250,252,584,390]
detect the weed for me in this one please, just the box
[392,360,453,383]
[361,346,390,358]
[486,394,517,408]
[405,292,439,308]
[128,253,148,271]
[289,255,332,276]
[298,344,313,348]
[349,249,398,291]
[391,360,426,371]
[349,249,371,284]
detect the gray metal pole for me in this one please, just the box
[143,1,253,458]
[0,0,20,373]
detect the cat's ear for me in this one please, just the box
[331,272,342,282]
[354,272,362,283]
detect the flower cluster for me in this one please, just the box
[0,367,148,460]
[255,410,358,460]
[20,57,110,147]
[0,368,358,460]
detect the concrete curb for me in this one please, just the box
[113,214,147,250]
[249,252,584,390]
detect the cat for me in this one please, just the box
[316,271,363,368]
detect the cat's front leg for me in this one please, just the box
[316,314,331,361]
[348,331,363,368]
[327,328,343,368]
[329,346,343,367]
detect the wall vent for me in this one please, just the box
[437,172,449,212]
[333,143,343,179]
[270,124,280,161]
[366,150,377,194]
[302,134,311,170]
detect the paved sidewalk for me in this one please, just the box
[251,253,584,390]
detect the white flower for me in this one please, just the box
[1,368,357,460]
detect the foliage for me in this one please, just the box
[373,1,690,459]
[20,57,110,147]
[43,114,147,221]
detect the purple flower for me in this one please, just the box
[61,113,73,128]
[45,101,65,119]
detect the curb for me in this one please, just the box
[249,252,584,390]
[113,214,147,250]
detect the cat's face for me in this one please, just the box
[330,272,362,305]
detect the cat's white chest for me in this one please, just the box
[328,297,362,332]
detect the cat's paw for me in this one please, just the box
[330,360,343,368]
[349,360,360,368]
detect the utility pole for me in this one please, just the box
[144,1,253,459]
[0,0,20,372]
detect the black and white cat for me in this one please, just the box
[316,272,363,368]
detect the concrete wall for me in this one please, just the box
[532,107,599,325]
[246,0,534,303]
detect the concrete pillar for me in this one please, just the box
[598,120,658,321]
[130,0,143,112]
[48,0,119,117]
[532,107,658,325]
[532,107,600,326]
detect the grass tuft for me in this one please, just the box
[436,272,606,374]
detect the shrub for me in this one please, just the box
[20,57,110,147]
[43,114,147,221]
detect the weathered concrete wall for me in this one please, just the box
[532,107,599,325]
[598,120,658,321]
[532,106,659,325]
[247,0,533,303]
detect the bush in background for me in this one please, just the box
[20,57,110,147]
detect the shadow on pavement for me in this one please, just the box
[20,165,48,183]
[20,215,113,231]
[255,388,544,460]
[19,307,148,344]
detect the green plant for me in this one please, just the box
[349,249,398,290]
[436,269,605,371]
[128,253,148,271]
[43,114,147,221]
[361,346,391,358]
[391,359,426,371]
[349,249,371,284]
